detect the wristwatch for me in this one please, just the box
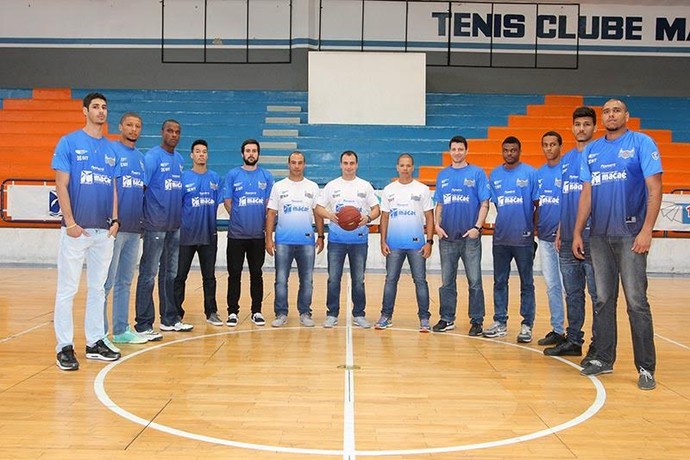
[426,238,434,245]
[473,225,483,232]
[107,218,120,227]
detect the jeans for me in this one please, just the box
[104,231,141,335]
[134,229,180,331]
[559,240,598,346]
[226,238,266,315]
[538,239,565,335]
[380,248,430,320]
[274,243,315,316]
[590,236,656,372]
[492,244,535,327]
[54,228,114,352]
[174,237,219,319]
[438,237,485,325]
[326,242,368,318]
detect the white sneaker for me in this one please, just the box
[352,316,371,329]
[271,315,288,327]
[160,321,194,332]
[251,312,266,326]
[226,313,239,327]
[299,314,315,327]
[323,316,338,328]
[138,328,163,341]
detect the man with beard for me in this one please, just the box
[223,139,274,327]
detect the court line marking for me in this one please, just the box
[655,333,690,351]
[93,328,607,456]
[0,321,51,344]
[343,274,356,459]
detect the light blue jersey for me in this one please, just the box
[434,164,490,241]
[317,176,378,244]
[111,141,145,233]
[381,180,433,250]
[180,169,223,246]
[222,166,274,239]
[537,162,562,243]
[142,145,184,232]
[267,177,320,245]
[489,162,539,247]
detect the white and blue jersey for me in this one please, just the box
[317,176,378,244]
[222,166,274,239]
[381,179,433,250]
[537,162,562,243]
[489,163,539,247]
[51,129,119,229]
[267,177,320,245]
[560,147,591,242]
[142,145,184,232]
[111,141,145,234]
[434,164,490,241]
[180,169,223,246]
[580,130,663,237]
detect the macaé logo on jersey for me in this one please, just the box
[516,178,529,188]
[540,195,560,205]
[164,179,182,190]
[80,170,112,185]
[562,180,583,194]
[283,204,310,214]
[122,175,144,189]
[443,193,470,204]
[497,195,523,207]
[390,208,416,218]
[618,148,634,160]
[239,196,264,207]
[591,170,627,186]
[191,197,216,207]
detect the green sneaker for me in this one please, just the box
[113,326,148,344]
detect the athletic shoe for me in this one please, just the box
[537,330,566,346]
[251,312,266,326]
[103,336,121,353]
[113,327,148,344]
[374,315,392,330]
[580,344,597,367]
[544,341,582,356]
[419,318,431,333]
[352,316,371,329]
[206,313,223,326]
[56,345,79,371]
[226,313,239,327]
[580,359,613,376]
[323,316,339,328]
[432,320,455,332]
[85,339,121,362]
[138,328,163,342]
[468,323,483,336]
[517,324,533,343]
[483,321,507,338]
[272,315,288,327]
[160,321,194,332]
[299,314,315,327]
[638,367,656,390]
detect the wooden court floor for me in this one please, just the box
[1,266,689,459]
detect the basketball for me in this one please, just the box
[336,205,361,231]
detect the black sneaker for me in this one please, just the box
[432,320,455,332]
[544,341,582,356]
[580,359,613,376]
[468,323,483,336]
[56,345,79,371]
[580,344,597,367]
[537,330,566,346]
[85,340,121,362]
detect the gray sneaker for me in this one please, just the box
[517,324,533,343]
[580,359,613,376]
[323,316,338,328]
[300,314,315,327]
[352,316,371,329]
[206,312,223,326]
[271,314,288,327]
[638,367,656,390]
[483,321,507,338]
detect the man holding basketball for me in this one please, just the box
[315,150,380,328]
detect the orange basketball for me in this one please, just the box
[336,205,361,231]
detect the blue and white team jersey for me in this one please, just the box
[142,145,184,232]
[580,130,663,237]
[111,141,145,234]
[536,162,562,243]
[317,176,378,244]
[180,169,223,246]
[434,164,490,241]
[560,147,591,242]
[222,166,274,239]
[51,129,119,230]
[267,177,320,245]
[381,180,434,250]
[489,163,539,247]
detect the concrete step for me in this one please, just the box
[267,105,301,112]
[266,117,301,124]
[259,155,289,164]
[262,141,298,150]
[263,129,299,137]
[267,169,289,178]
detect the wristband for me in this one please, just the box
[473,225,482,232]
[426,239,434,245]
[317,235,325,239]
[66,223,78,229]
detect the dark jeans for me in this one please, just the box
[590,236,656,372]
[559,240,598,346]
[174,237,218,319]
[226,238,266,315]
[492,244,535,327]
[438,237,485,325]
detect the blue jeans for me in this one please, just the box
[134,229,180,331]
[380,248,430,320]
[274,243,315,316]
[104,231,141,335]
[559,240,597,346]
[326,242,368,318]
[438,237,485,325]
[590,236,656,372]
[492,244,535,327]
[538,239,565,335]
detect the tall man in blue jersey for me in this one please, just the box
[375,153,435,332]
[485,136,539,343]
[433,136,489,335]
[52,92,121,371]
[536,131,566,347]
[174,139,224,326]
[574,99,662,390]
[134,119,193,336]
[315,150,380,329]
[544,107,598,361]
[266,151,325,327]
[223,139,274,327]
[103,112,150,345]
